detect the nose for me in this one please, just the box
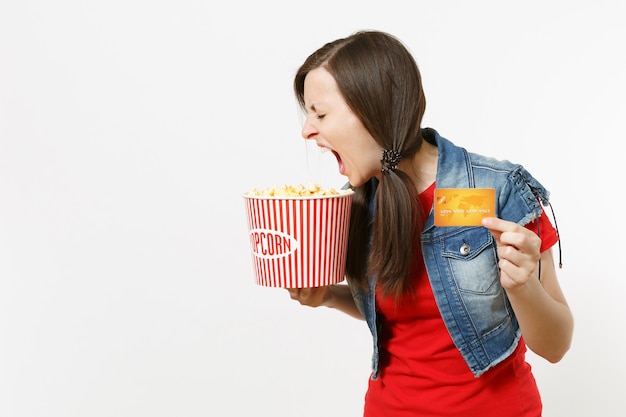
[301,119,317,140]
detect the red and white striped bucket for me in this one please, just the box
[243,193,353,288]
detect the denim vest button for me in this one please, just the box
[460,243,470,255]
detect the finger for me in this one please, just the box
[499,255,539,285]
[497,244,529,267]
[483,217,540,254]
[481,217,519,234]
[481,217,506,243]
[301,288,313,298]
[286,288,301,299]
[501,229,541,256]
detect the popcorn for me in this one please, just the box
[243,183,353,287]
[246,183,352,197]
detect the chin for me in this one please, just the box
[346,176,365,188]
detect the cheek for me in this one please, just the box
[347,141,382,179]
[333,113,379,165]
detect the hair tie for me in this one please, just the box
[381,149,401,174]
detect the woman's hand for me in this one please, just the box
[481,216,542,290]
[286,287,331,308]
[286,284,364,320]
[481,216,573,362]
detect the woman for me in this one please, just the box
[287,30,573,416]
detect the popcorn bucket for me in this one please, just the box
[243,192,353,288]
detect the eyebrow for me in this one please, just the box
[307,103,320,113]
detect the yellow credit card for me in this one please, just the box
[433,188,495,226]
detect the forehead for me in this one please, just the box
[303,67,343,108]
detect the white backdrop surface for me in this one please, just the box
[1,1,625,416]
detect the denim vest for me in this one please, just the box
[348,128,551,378]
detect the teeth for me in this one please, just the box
[320,147,330,153]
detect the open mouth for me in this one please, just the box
[318,145,345,175]
[332,150,345,174]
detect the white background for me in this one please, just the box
[1,1,625,416]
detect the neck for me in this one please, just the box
[400,140,438,193]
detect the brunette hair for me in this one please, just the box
[294,30,428,298]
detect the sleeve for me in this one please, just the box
[524,209,559,253]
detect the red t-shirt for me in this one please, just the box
[364,182,558,417]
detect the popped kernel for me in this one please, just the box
[246,183,352,197]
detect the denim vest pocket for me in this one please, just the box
[440,227,508,335]
[441,228,497,292]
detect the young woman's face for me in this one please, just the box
[301,67,382,187]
